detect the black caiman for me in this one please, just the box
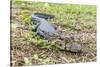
[31,13,95,54]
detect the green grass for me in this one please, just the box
[11,1,96,66]
[12,1,96,32]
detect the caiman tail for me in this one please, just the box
[34,13,55,20]
[31,13,55,22]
